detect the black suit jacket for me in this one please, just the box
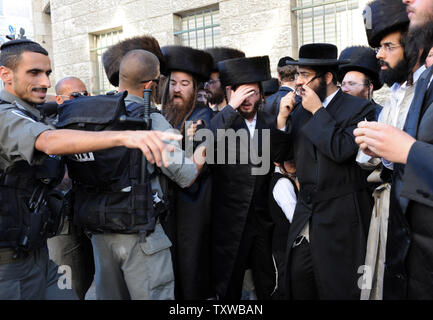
[271,89,376,299]
[263,86,300,116]
[384,66,433,299]
[209,106,275,298]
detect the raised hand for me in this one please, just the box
[300,84,322,114]
[277,91,297,129]
[228,84,257,109]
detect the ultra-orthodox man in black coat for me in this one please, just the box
[271,44,376,299]
[160,45,215,300]
[210,56,277,300]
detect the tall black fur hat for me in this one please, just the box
[102,35,166,87]
[262,78,279,95]
[218,56,271,87]
[204,47,245,71]
[363,0,409,48]
[286,43,349,66]
[338,46,383,90]
[161,45,213,82]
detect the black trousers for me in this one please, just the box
[289,238,319,300]
[223,212,276,300]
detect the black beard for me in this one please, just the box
[207,87,225,105]
[238,98,261,120]
[408,13,433,47]
[379,58,410,86]
[315,77,328,102]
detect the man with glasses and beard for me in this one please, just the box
[337,46,383,119]
[205,47,245,114]
[355,0,433,299]
[160,45,215,300]
[356,0,428,300]
[272,43,376,299]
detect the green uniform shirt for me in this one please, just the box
[0,90,52,170]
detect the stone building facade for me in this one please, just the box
[33,0,389,102]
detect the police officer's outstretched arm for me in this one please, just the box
[35,129,182,167]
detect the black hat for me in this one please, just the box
[286,43,349,66]
[102,35,166,87]
[162,45,213,82]
[338,46,383,91]
[218,56,271,87]
[278,56,295,67]
[363,0,409,48]
[262,78,280,95]
[204,47,245,71]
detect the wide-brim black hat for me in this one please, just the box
[102,35,166,87]
[162,45,213,82]
[204,47,245,72]
[286,43,349,66]
[218,56,271,87]
[363,0,409,48]
[262,78,279,95]
[338,46,383,91]
[278,56,295,67]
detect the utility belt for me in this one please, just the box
[0,173,68,252]
[298,181,369,205]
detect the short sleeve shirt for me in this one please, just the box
[0,90,52,170]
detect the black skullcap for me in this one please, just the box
[0,39,38,50]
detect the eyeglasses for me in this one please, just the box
[60,91,89,100]
[341,81,369,89]
[374,43,403,54]
[204,79,220,87]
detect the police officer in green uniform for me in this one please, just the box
[0,39,180,300]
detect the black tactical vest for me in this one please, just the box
[0,101,66,251]
[56,92,163,235]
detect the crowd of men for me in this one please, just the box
[0,0,432,300]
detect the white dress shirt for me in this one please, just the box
[273,167,297,223]
[244,114,257,138]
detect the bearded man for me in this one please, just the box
[354,0,430,300]
[272,43,376,299]
[354,0,433,299]
[160,45,215,300]
[204,47,245,113]
[210,56,277,300]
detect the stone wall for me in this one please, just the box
[36,0,296,93]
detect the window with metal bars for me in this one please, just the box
[292,0,367,51]
[90,29,123,95]
[174,7,221,49]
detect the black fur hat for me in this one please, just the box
[286,43,349,66]
[161,45,213,82]
[363,0,409,48]
[102,35,165,87]
[218,56,271,87]
[262,78,280,95]
[338,46,383,91]
[204,47,245,71]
